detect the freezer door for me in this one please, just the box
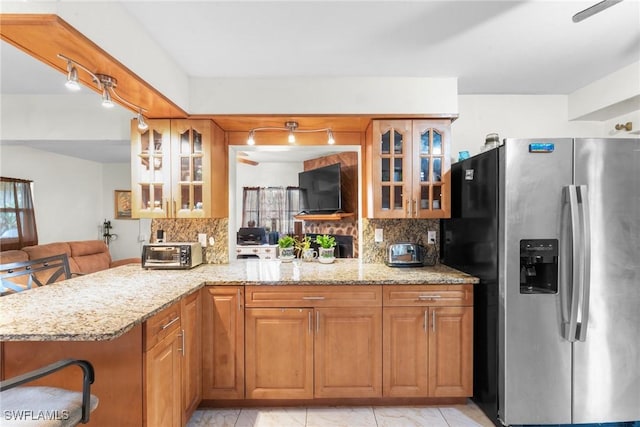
[572,138,640,423]
[498,138,573,425]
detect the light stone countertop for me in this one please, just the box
[0,259,477,342]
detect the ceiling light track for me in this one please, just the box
[247,121,335,146]
[572,0,623,23]
[57,54,148,131]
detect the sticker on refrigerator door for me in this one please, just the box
[465,169,475,180]
[529,142,555,153]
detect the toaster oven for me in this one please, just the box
[385,242,431,267]
[142,243,203,269]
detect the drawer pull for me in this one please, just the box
[303,296,326,300]
[418,295,442,300]
[432,311,436,333]
[424,310,428,333]
[161,316,180,330]
[178,329,185,356]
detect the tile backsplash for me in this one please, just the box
[361,218,440,264]
[151,217,439,264]
[151,218,229,264]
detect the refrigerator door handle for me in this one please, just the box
[576,185,591,341]
[561,185,581,342]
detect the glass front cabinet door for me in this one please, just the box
[131,119,227,219]
[368,119,451,219]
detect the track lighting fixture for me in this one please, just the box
[64,62,81,92]
[247,121,336,145]
[57,54,148,130]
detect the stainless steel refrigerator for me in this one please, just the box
[441,138,640,426]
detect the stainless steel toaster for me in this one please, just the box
[385,242,429,267]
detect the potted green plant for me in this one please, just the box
[277,235,296,262]
[315,234,336,264]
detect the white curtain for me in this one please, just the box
[242,187,300,235]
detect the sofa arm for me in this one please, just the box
[110,258,141,268]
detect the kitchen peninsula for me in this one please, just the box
[0,260,478,427]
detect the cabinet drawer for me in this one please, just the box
[144,302,181,351]
[245,285,382,308]
[383,285,473,307]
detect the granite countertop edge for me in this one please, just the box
[0,260,477,342]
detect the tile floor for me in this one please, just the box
[187,400,496,427]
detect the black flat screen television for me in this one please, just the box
[298,163,342,214]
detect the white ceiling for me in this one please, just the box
[1,0,639,163]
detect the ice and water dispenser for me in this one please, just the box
[520,239,558,294]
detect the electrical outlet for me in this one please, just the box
[427,231,437,244]
[198,233,207,247]
[374,228,384,243]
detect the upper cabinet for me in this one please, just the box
[365,119,451,219]
[131,119,228,219]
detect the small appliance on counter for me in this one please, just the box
[236,227,267,245]
[142,242,202,269]
[385,242,432,267]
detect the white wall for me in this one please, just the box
[0,145,104,244]
[451,95,606,160]
[0,146,146,259]
[102,163,150,260]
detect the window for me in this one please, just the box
[0,177,38,251]
[242,186,300,235]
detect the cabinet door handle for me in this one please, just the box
[418,295,442,300]
[424,310,428,333]
[414,199,418,217]
[161,316,180,330]
[432,310,436,333]
[303,296,325,300]
[406,199,411,216]
[237,288,242,311]
[178,328,185,356]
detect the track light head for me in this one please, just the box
[137,111,149,131]
[65,62,81,91]
[327,130,335,145]
[101,89,114,108]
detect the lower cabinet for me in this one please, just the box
[144,290,203,427]
[383,285,473,398]
[244,285,383,399]
[144,302,183,427]
[202,286,244,399]
[314,307,382,398]
[245,307,314,399]
[181,290,202,424]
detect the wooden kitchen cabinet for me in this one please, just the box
[314,306,382,398]
[202,286,244,399]
[144,303,183,427]
[181,290,202,424]
[383,285,473,398]
[245,307,314,399]
[244,285,382,399]
[131,119,227,219]
[366,119,451,219]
